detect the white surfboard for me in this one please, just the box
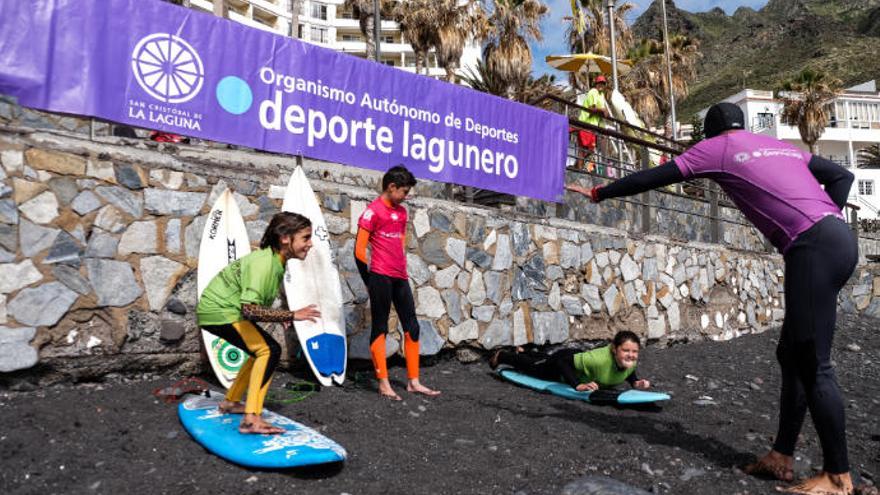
[281,166,347,387]
[609,89,663,167]
[197,188,251,389]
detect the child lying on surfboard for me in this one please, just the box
[489,330,651,391]
[196,212,321,435]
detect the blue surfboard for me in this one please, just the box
[498,368,670,404]
[178,391,346,468]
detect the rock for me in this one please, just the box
[93,205,127,234]
[482,229,497,250]
[484,271,507,305]
[455,346,482,364]
[561,295,585,316]
[12,178,47,204]
[144,189,206,216]
[321,193,348,213]
[44,231,83,265]
[449,319,478,344]
[149,169,184,190]
[620,254,640,282]
[412,209,430,238]
[466,247,492,269]
[414,319,444,355]
[344,272,368,303]
[647,314,666,339]
[140,256,186,311]
[19,219,59,256]
[159,319,186,342]
[348,200,366,234]
[467,216,486,245]
[467,270,486,305]
[26,148,86,175]
[595,251,609,268]
[184,215,207,260]
[19,191,59,224]
[86,259,143,307]
[472,305,495,322]
[511,222,531,256]
[245,219,268,245]
[420,232,451,266]
[0,326,38,372]
[95,186,143,217]
[430,211,453,232]
[582,284,603,312]
[549,282,561,310]
[166,298,187,315]
[48,177,79,205]
[479,318,512,349]
[416,286,445,318]
[846,343,861,352]
[679,468,706,482]
[407,253,431,286]
[86,160,116,183]
[71,190,102,215]
[442,289,463,324]
[231,192,257,218]
[561,475,652,495]
[85,229,119,258]
[0,247,12,263]
[603,285,622,316]
[561,241,581,269]
[164,218,181,254]
[491,234,512,270]
[8,281,78,326]
[434,265,460,289]
[0,199,17,224]
[1,150,24,173]
[0,259,43,293]
[118,220,158,255]
[115,163,147,189]
[532,311,568,344]
[325,215,349,235]
[52,265,91,295]
[446,237,466,266]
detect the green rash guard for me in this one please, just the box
[196,248,285,326]
[572,345,636,387]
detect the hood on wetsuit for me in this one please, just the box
[704,102,745,138]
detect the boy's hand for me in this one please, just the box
[293,304,321,322]
[576,382,599,392]
[633,379,651,390]
[565,184,602,203]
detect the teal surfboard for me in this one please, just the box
[178,391,346,468]
[498,368,670,404]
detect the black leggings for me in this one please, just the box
[773,215,858,474]
[497,349,581,387]
[367,272,420,343]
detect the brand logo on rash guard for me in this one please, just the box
[734,152,752,164]
[390,213,399,221]
[362,208,374,221]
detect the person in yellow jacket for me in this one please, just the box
[575,74,611,174]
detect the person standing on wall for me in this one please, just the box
[567,102,858,495]
[575,74,611,176]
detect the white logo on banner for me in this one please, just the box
[131,33,204,103]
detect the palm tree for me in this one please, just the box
[858,143,880,169]
[460,59,570,105]
[480,0,549,97]
[393,0,434,74]
[775,68,842,154]
[343,0,395,61]
[621,34,700,129]
[565,0,635,91]
[433,0,486,83]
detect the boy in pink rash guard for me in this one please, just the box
[566,103,858,495]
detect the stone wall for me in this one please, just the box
[1,125,878,386]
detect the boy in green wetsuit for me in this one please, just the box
[197,212,321,435]
[490,330,651,391]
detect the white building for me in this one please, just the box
[705,81,880,218]
[187,0,480,79]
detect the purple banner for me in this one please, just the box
[0,0,567,202]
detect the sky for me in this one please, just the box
[531,0,770,79]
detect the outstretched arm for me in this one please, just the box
[808,155,854,210]
[566,161,685,203]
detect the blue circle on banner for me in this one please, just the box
[216,76,253,115]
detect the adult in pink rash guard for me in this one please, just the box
[567,103,858,495]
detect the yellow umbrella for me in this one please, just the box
[545,53,632,75]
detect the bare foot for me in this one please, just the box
[218,400,246,414]
[489,350,502,370]
[776,472,854,494]
[238,414,284,435]
[407,379,440,396]
[377,379,402,401]
[743,450,794,482]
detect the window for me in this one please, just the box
[859,180,874,196]
[757,112,773,129]
[310,2,327,20]
[297,24,304,39]
[310,26,328,44]
[339,8,356,19]
[381,35,394,44]
[383,60,395,66]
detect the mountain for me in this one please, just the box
[631,0,880,119]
